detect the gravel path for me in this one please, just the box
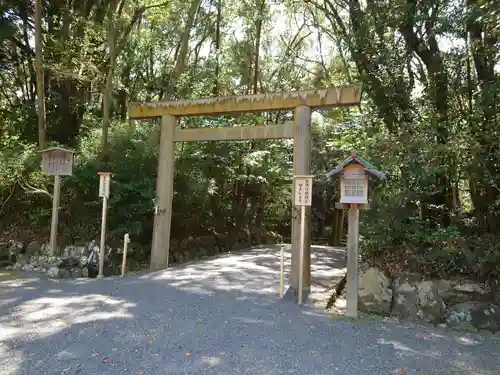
[1,246,499,375]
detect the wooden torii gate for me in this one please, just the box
[128,85,361,292]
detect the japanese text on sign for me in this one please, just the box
[294,176,313,206]
[98,173,111,198]
[41,150,74,176]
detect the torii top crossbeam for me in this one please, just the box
[128,85,362,119]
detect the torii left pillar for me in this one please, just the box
[151,115,176,269]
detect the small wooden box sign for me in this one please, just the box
[40,147,74,176]
[325,150,386,205]
[341,164,368,204]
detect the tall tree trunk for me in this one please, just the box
[252,0,265,95]
[239,0,266,234]
[208,0,224,230]
[34,0,46,148]
[169,0,202,96]
[212,0,222,96]
[100,0,119,161]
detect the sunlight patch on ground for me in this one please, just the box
[140,245,346,302]
[0,294,135,342]
[200,356,222,367]
[0,277,40,287]
[377,338,444,361]
[456,336,482,346]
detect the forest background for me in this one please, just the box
[0,0,498,282]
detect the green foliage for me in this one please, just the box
[59,121,159,243]
[361,198,500,281]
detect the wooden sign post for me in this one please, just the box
[293,174,313,305]
[39,147,75,256]
[97,172,112,278]
[280,244,285,298]
[327,151,386,318]
[346,204,360,317]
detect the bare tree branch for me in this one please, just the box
[19,179,53,199]
[0,184,17,216]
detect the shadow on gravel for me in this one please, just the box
[0,246,499,375]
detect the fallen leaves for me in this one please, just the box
[92,351,110,363]
[394,368,408,373]
[185,352,191,356]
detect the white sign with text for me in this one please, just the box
[294,176,313,206]
[98,173,111,198]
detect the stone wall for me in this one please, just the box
[0,229,283,279]
[357,265,500,332]
[1,241,98,278]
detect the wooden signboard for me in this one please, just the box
[41,147,74,176]
[39,147,75,256]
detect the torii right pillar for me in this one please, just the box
[290,105,312,292]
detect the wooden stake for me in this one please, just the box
[121,233,130,277]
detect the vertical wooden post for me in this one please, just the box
[49,175,61,256]
[150,115,176,269]
[280,245,284,298]
[97,195,108,278]
[346,204,360,318]
[121,233,130,277]
[291,105,312,291]
[298,205,306,305]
